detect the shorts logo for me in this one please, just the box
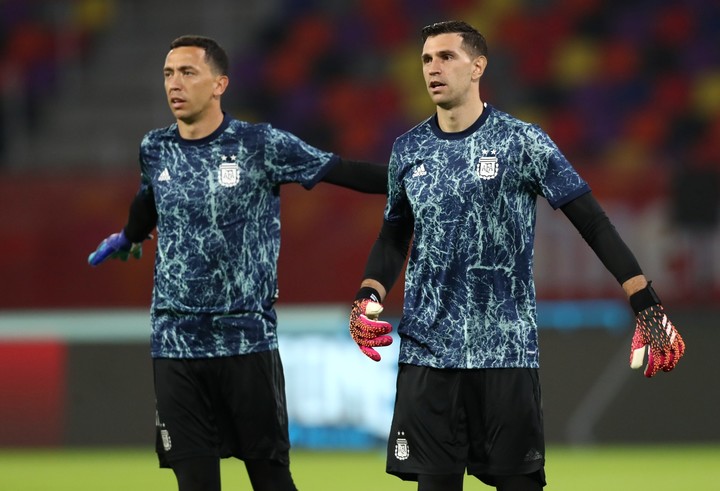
[219,155,240,187]
[524,448,543,462]
[156,410,172,451]
[394,431,410,461]
[477,149,499,180]
[161,429,172,451]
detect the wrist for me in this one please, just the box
[355,287,381,303]
[629,282,661,314]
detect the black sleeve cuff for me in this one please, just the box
[355,287,381,302]
[629,282,661,314]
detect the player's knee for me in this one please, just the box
[245,458,298,491]
[171,457,221,491]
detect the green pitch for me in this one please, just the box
[1,445,719,490]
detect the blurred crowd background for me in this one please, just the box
[1,0,719,310]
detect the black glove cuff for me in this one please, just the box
[629,282,661,314]
[355,287,381,303]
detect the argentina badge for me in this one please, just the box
[394,431,410,461]
[218,155,240,187]
[477,149,499,180]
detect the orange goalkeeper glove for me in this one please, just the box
[349,287,393,362]
[629,283,685,378]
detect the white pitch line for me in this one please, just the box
[565,335,634,444]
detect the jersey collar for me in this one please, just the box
[174,112,232,146]
[430,103,492,140]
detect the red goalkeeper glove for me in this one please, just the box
[349,287,393,362]
[629,283,685,378]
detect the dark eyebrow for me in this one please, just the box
[421,49,459,60]
[164,64,198,73]
[436,49,458,57]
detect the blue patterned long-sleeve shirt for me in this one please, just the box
[138,114,337,358]
[387,104,589,369]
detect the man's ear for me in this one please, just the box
[473,56,488,80]
[214,75,229,98]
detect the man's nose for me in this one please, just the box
[167,73,182,89]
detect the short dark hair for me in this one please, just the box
[169,35,229,75]
[421,21,488,58]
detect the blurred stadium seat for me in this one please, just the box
[0,0,718,307]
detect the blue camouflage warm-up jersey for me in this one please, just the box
[138,113,337,358]
[387,104,589,369]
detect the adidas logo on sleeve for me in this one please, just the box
[158,168,171,181]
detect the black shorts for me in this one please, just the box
[153,350,291,468]
[386,364,546,487]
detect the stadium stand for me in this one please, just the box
[0,0,718,306]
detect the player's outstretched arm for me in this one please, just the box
[321,158,388,194]
[561,193,685,377]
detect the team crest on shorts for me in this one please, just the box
[394,431,410,460]
[477,149,499,180]
[156,411,172,451]
[161,428,172,451]
[218,155,240,187]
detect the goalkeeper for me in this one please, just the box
[348,20,684,491]
[88,35,387,491]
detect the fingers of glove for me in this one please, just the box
[130,243,143,260]
[646,338,686,377]
[675,333,686,362]
[635,338,685,377]
[677,333,686,356]
[659,351,677,373]
[88,233,131,266]
[87,250,104,266]
[661,335,686,373]
[664,328,685,366]
[115,245,143,261]
[355,334,393,349]
[351,316,392,340]
[350,300,392,337]
[88,241,118,266]
[360,315,392,336]
[644,348,662,378]
[359,345,383,362]
[357,336,393,362]
[632,307,686,376]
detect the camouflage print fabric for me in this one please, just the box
[136,114,337,358]
[387,104,589,369]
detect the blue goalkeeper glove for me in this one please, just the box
[88,230,143,266]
